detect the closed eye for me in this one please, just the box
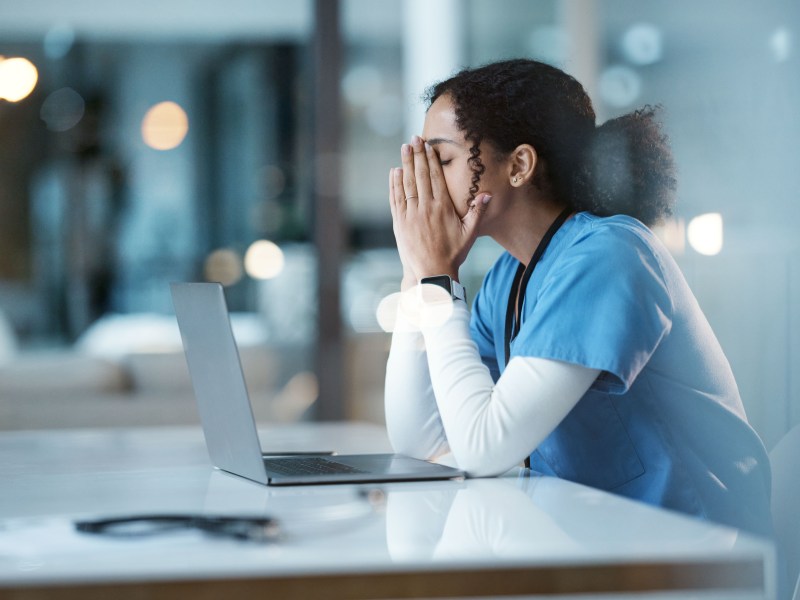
[439,159,452,167]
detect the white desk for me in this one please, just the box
[0,423,776,599]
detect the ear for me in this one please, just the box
[508,144,537,187]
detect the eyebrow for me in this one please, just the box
[425,137,461,147]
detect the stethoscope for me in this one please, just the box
[503,206,574,468]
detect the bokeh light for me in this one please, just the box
[141,101,189,150]
[687,213,723,256]
[652,217,686,256]
[0,57,39,103]
[244,240,285,280]
[599,65,642,108]
[417,284,455,329]
[621,23,663,66]
[44,23,76,60]
[375,292,403,333]
[204,248,243,287]
[375,285,454,332]
[769,27,792,63]
[40,87,85,132]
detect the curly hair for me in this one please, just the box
[425,59,676,227]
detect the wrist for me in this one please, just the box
[401,272,417,292]
[418,266,460,283]
[419,274,467,303]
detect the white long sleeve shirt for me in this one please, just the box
[385,300,599,477]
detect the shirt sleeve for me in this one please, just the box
[515,224,673,394]
[384,315,451,461]
[421,302,600,477]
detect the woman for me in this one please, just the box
[385,58,772,538]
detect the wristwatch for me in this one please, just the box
[419,275,467,302]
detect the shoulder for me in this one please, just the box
[561,213,670,273]
[571,212,660,249]
[541,213,675,310]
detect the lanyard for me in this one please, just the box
[503,207,572,469]
[503,207,573,367]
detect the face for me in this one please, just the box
[421,94,510,224]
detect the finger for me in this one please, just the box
[425,142,448,202]
[463,193,492,237]
[411,136,433,205]
[393,167,408,215]
[388,168,397,220]
[400,144,418,204]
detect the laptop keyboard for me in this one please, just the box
[264,456,366,476]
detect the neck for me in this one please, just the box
[491,197,570,266]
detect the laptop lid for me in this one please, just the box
[171,282,270,484]
[172,282,466,486]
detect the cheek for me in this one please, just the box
[443,170,472,218]
[442,172,459,196]
[444,166,473,198]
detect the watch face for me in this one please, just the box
[419,276,465,303]
[419,275,454,305]
[421,275,452,292]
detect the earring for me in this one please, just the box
[512,177,519,184]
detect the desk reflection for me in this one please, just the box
[203,470,384,540]
[386,474,579,562]
[202,469,737,564]
[386,471,738,563]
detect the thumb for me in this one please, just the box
[462,193,492,235]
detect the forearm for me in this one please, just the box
[384,325,450,460]
[422,303,599,477]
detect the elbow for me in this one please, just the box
[463,465,504,479]
[386,426,438,461]
[452,451,515,478]
[388,437,424,461]
[447,414,521,477]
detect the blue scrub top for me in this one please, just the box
[470,212,772,537]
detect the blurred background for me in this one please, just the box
[0,0,797,450]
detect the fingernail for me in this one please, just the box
[481,194,492,204]
[402,144,411,156]
[424,142,432,153]
[412,135,422,147]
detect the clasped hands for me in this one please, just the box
[389,136,491,291]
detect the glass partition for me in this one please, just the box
[0,0,797,444]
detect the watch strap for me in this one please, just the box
[450,279,467,303]
[420,275,467,303]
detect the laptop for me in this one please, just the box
[170,282,465,486]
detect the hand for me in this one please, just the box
[388,136,491,285]
[388,168,420,291]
